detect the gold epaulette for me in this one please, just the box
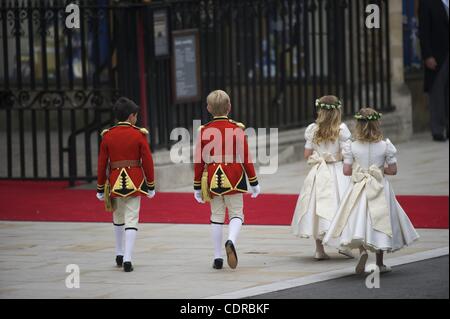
[127,124,149,135]
[100,129,110,137]
[139,127,149,135]
[229,119,245,129]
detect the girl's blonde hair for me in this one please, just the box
[354,107,383,142]
[313,95,342,144]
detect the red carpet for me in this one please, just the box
[0,181,448,228]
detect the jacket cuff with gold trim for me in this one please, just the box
[97,184,105,193]
[248,176,259,187]
[146,180,155,191]
[193,180,201,190]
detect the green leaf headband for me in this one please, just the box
[315,99,342,110]
[354,111,382,121]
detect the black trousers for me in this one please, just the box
[429,55,449,136]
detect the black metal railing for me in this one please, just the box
[155,0,393,131]
[0,0,122,184]
[0,0,393,184]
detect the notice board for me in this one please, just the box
[172,29,201,104]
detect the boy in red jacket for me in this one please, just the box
[194,90,260,270]
[96,97,155,272]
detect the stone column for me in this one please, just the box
[382,0,414,142]
[389,0,405,84]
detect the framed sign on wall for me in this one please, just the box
[153,9,170,58]
[171,29,201,104]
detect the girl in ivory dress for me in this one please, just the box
[323,108,420,274]
[291,95,354,260]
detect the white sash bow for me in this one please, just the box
[332,164,392,238]
[292,152,341,229]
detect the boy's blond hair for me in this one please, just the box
[354,107,383,143]
[313,95,342,144]
[207,90,231,116]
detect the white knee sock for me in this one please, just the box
[124,229,137,262]
[228,218,242,245]
[114,225,125,256]
[212,224,223,259]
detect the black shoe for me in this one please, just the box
[123,261,134,272]
[115,255,123,267]
[432,134,446,142]
[225,240,238,269]
[213,258,224,269]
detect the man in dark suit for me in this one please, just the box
[418,0,449,141]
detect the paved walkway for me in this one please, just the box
[0,222,447,299]
[0,133,448,299]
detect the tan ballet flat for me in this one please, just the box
[339,249,355,259]
[379,265,392,273]
[314,251,330,260]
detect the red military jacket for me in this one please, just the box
[194,116,258,197]
[97,121,155,198]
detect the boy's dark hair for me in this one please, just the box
[114,97,139,121]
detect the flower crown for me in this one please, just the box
[315,99,342,110]
[354,111,382,121]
